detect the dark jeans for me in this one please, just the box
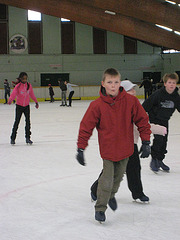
[68,91,74,106]
[126,144,143,199]
[91,144,145,200]
[151,134,168,161]
[11,104,31,140]
[50,95,54,102]
[5,91,10,103]
[144,89,151,100]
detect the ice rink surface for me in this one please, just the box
[0,100,180,240]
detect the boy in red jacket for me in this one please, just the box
[76,68,151,223]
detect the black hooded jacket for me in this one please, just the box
[142,87,180,126]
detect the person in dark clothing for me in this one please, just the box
[48,84,55,102]
[139,78,153,100]
[4,79,10,104]
[58,80,67,106]
[142,73,180,173]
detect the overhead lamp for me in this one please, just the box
[174,30,180,35]
[165,0,176,4]
[155,24,173,31]
[105,10,116,15]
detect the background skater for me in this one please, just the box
[8,72,39,145]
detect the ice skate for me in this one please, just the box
[26,138,33,145]
[11,139,15,145]
[158,160,170,172]
[91,191,97,202]
[108,197,117,211]
[95,211,106,223]
[134,194,149,203]
[150,158,159,173]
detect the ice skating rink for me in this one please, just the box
[0,100,180,240]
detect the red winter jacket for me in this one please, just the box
[77,87,151,162]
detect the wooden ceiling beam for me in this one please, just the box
[71,0,180,32]
[0,0,180,50]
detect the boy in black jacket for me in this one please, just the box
[142,73,180,172]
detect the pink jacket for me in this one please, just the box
[9,82,38,107]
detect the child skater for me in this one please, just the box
[64,81,78,107]
[76,68,151,223]
[8,72,39,145]
[90,80,167,204]
[48,84,55,103]
[142,73,180,173]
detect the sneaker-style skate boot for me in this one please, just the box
[108,197,117,211]
[26,138,33,144]
[158,160,170,172]
[95,211,106,223]
[150,158,159,172]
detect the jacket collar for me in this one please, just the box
[99,86,126,104]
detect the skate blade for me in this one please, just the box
[159,169,170,173]
[150,168,159,174]
[91,198,96,202]
[99,221,104,224]
[134,199,150,204]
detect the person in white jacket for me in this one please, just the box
[90,80,167,203]
[65,81,78,107]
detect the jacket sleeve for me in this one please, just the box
[8,84,19,102]
[77,101,100,150]
[29,84,38,103]
[132,98,151,142]
[176,95,180,112]
[142,92,159,113]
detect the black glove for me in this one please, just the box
[76,148,85,166]
[139,141,151,158]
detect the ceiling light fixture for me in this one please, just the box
[105,10,116,15]
[155,24,173,31]
[165,0,176,4]
[174,30,180,35]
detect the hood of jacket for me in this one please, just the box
[99,86,126,105]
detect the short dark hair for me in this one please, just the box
[102,68,121,82]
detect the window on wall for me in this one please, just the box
[0,4,8,54]
[28,10,42,54]
[93,27,107,54]
[124,36,137,54]
[61,20,75,54]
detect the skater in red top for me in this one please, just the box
[76,68,151,223]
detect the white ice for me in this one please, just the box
[0,101,180,240]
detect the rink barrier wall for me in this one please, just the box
[0,85,179,103]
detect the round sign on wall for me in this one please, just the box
[9,34,28,53]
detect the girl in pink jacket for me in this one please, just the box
[8,72,39,145]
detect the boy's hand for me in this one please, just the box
[8,100,12,105]
[139,141,151,158]
[76,148,85,166]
